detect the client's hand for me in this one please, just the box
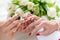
[0,14,19,40]
[23,16,58,36]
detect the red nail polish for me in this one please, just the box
[23,27,26,29]
[29,33,31,36]
[58,38,60,40]
[36,33,40,36]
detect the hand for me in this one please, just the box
[0,13,35,40]
[17,14,39,32]
[0,14,19,40]
[31,20,58,36]
[22,14,46,33]
[23,17,58,36]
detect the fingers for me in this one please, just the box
[37,29,50,36]
[21,15,35,30]
[26,13,32,17]
[22,15,39,32]
[7,25,20,37]
[16,20,24,32]
[30,21,49,36]
[3,20,23,37]
[17,22,22,31]
[24,13,33,20]
[4,14,33,36]
[7,20,25,36]
[37,26,56,36]
[24,18,46,32]
[3,20,19,33]
[0,14,19,28]
[22,15,39,30]
[36,21,58,36]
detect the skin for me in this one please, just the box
[0,14,19,40]
[30,20,58,36]
[0,13,59,40]
[0,13,37,40]
[23,15,58,36]
[18,14,39,32]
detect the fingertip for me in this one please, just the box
[36,33,40,36]
[29,32,32,36]
[27,13,32,17]
[15,14,19,16]
[58,38,60,40]
[23,27,26,29]
[12,14,18,17]
[12,14,19,20]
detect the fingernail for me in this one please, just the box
[23,27,26,29]
[58,38,60,40]
[36,33,40,36]
[29,33,31,36]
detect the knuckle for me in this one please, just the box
[12,22,16,25]
[12,21,18,25]
[8,19,12,22]
[13,20,19,24]
[42,21,48,24]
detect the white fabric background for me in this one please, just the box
[0,0,60,40]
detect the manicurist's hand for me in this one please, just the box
[0,14,19,40]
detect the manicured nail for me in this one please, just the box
[23,27,26,29]
[36,33,40,36]
[29,33,31,36]
[58,38,60,40]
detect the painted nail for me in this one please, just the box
[29,33,31,36]
[36,33,40,36]
[58,38,60,40]
[23,27,26,29]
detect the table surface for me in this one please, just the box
[0,0,60,40]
